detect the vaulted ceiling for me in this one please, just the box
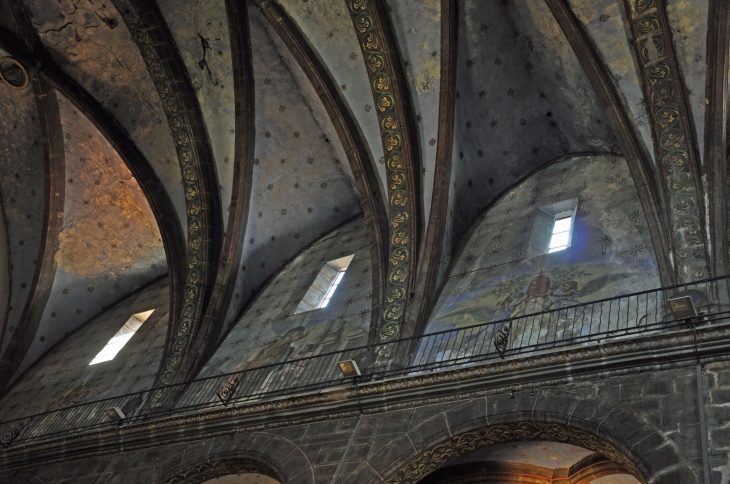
[0,0,726,390]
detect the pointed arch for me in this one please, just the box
[108,0,224,395]
[0,15,187,390]
[543,0,674,287]
[346,0,423,341]
[704,0,730,277]
[404,0,458,338]
[251,0,389,344]
[192,0,257,373]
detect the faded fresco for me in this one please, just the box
[423,155,662,341]
[199,216,372,379]
[0,279,170,421]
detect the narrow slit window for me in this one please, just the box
[548,213,573,253]
[295,254,354,314]
[89,310,154,365]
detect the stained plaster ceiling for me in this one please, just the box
[448,0,620,251]
[276,0,388,198]
[0,48,46,358]
[22,0,188,232]
[567,0,710,169]
[10,92,167,382]
[387,0,441,226]
[156,0,236,228]
[0,0,725,392]
[222,5,361,331]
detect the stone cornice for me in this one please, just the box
[3,321,730,471]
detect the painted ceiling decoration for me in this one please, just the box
[347,0,422,341]
[545,0,673,284]
[11,91,169,384]
[0,0,729,400]
[217,3,363,345]
[251,0,388,341]
[108,0,223,397]
[0,4,189,389]
[624,0,710,283]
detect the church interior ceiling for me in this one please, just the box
[0,0,726,413]
[11,93,168,384]
[0,48,46,369]
[18,0,189,230]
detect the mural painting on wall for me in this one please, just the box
[199,218,371,396]
[419,155,662,363]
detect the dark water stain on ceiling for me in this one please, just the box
[222,5,361,333]
[11,92,166,383]
[157,0,236,229]
[23,0,188,232]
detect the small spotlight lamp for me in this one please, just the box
[337,360,361,378]
[668,296,697,320]
[105,407,126,422]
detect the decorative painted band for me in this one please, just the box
[626,0,709,282]
[347,0,415,341]
[111,0,207,396]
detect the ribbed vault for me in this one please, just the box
[0,0,727,401]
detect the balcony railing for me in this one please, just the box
[2,275,730,449]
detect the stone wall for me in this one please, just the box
[0,278,170,421]
[703,361,730,483]
[0,364,709,483]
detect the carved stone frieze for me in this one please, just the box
[382,422,646,484]
[346,0,420,340]
[623,0,709,282]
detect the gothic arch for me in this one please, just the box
[379,421,647,484]
[160,455,285,484]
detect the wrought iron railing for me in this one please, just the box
[2,275,730,449]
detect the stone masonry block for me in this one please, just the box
[445,397,487,435]
[406,413,451,453]
[366,433,416,476]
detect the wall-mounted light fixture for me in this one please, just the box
[338,360,361,378]
[668,296,697,320]
[104,407,125,422]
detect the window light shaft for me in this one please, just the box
[89,310,155,365]
[548,215,572,253]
